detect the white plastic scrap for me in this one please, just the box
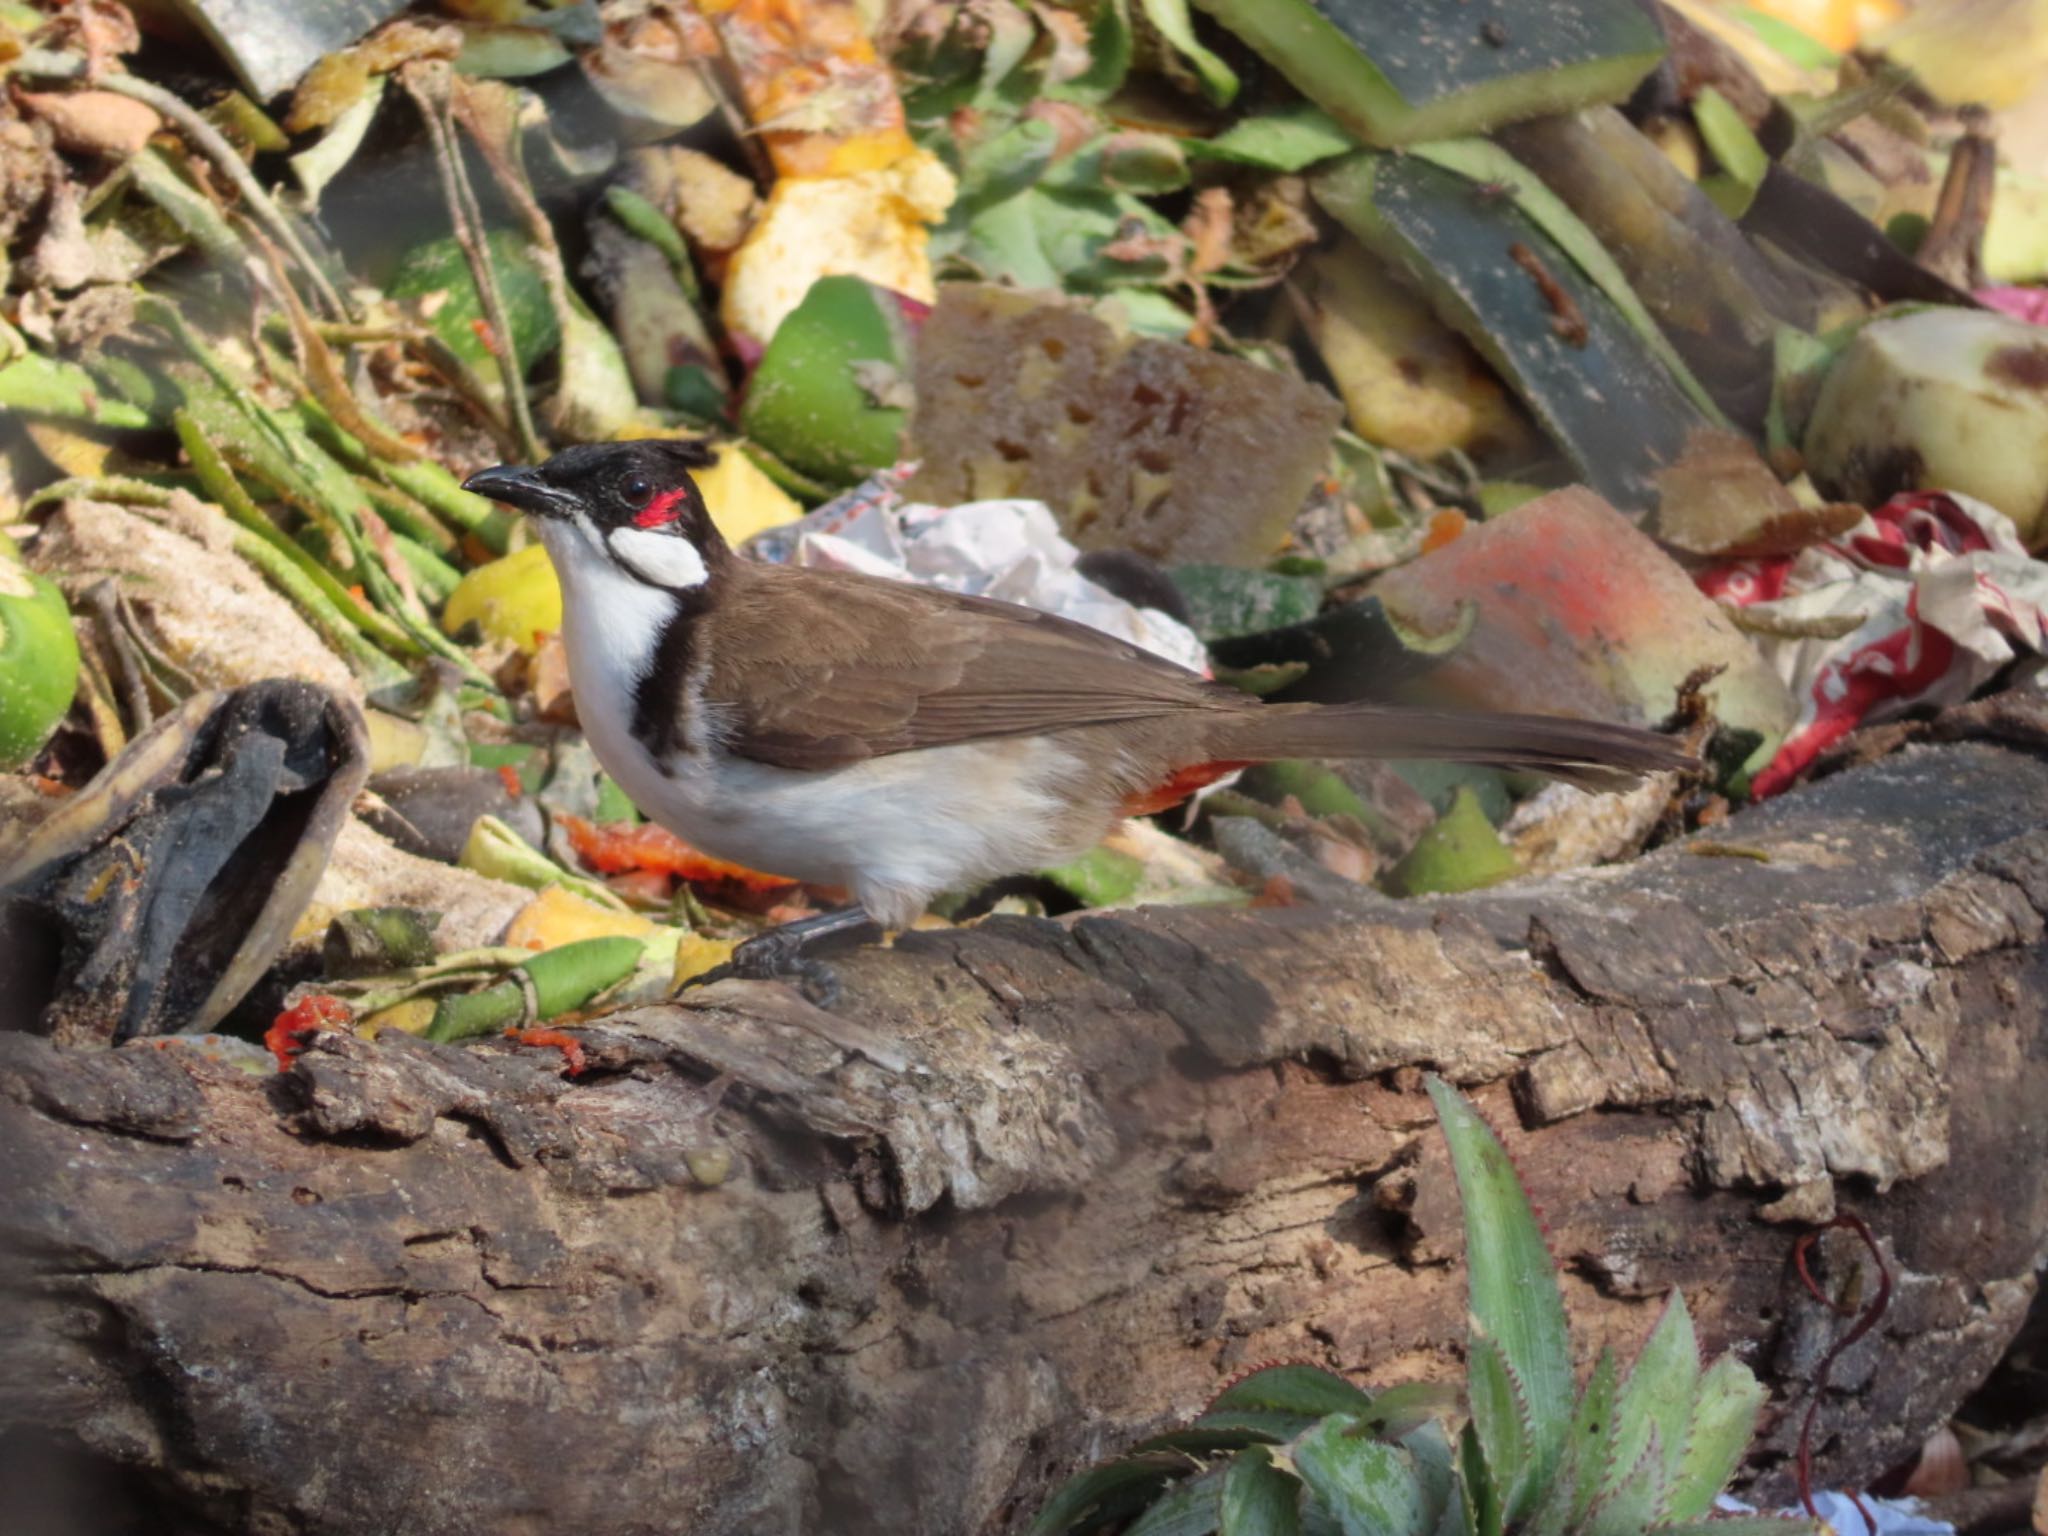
[746,468,1213,675]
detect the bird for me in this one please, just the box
[464,440,1691,979]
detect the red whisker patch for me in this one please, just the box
[634,487,693,529]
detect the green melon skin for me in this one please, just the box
[1192,0,1665,147]
[741,276,912,488]
[0,560,81,771]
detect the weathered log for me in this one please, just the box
[6,709,2048,1536]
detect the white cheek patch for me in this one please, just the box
[608,526,708,590]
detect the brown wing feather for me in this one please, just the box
[703,562,1237,770]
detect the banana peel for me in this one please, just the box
[1297,245,1538,461]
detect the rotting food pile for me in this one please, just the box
[1,0,2046,1064]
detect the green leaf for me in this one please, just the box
[1662,1356,1765,1521]
[0,352,154,429]
[1465,1336,1536,1522]
[1135,1427,1290,1458]
[1210,1366,1377,1418]
[1138,0,1240,104]
[1127,1466,1229,1536]
[1426,1080,1574,1503]
[1402,1422,1460,1536]
[1584,1429,1666,1536]
[1357,1383,1461,1440]
[954,116,1063,220]
[1523,1348,1620,1536]
[1055,0,1134,102]
[1565,1349,1622,1531]
[1029,1451,1196,1536]
[1292,1418,1432,1536]
[1223,1447,1303,1536]
[1460,1422,1502,1536]
[1601,1291,1700,1504]
[1191,102,1355,171]
[1693,87,1768,218]
[1726,6,1840,67]
[1199,1410,1328,1443]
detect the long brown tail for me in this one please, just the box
[1216,703,1695,792]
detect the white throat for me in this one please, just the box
[536,516,678,714]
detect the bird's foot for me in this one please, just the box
[727,929,844,1009]
[685,906,876,1009]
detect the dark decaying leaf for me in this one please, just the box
[0,680,370,1045]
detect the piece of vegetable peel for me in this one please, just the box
[696,0,917,179]
[1368,486,1795,750]
[1297,244,1538,461]
[741,275,917,486]
[1192,0,1666,147]
[1390,785,1518,895]
[719,151,955,350]
[1803,308,2048,545]
[0,556,80,771]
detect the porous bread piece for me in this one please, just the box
[906,284,1344,565]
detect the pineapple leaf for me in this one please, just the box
[1359,1383,1462,1439]
[1137,1427,1292,1457]
[1466,1334,1537,1520]
[1201,1410,1328,1442]
[1211,1366,1379,1418]
[1126,1464,1228,1536]
[1602,1292,1701,1503]
[1427,1079,1574,1492]
[1584,1427,1666,1536]
[1460,1421,1503,1536]
[1522,1349,1620,1536]
[1222,1445,1303,1536]
[1403,1421,1459,1536]
[1292,1416,1433,1536]
[1029,1451,1203,1536]
[1568,1349,1623,1529]
[1662,1356,1767,1521]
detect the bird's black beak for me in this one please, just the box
[462,464,580,521]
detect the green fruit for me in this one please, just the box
[0,558,80,771]
[389,228,560,382]
[741,276,912,487]
[1390,786,1518,896]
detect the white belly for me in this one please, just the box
[550,532,1106,926]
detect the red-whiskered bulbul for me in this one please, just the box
[464,441,1690,949]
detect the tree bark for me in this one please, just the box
[6,703,2048,1536]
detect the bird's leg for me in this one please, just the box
[704,905,878,1008]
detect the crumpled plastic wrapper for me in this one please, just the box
[745,467,1212,675]
[1699,491,2048,797]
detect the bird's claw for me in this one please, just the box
[729,932,842,1009]
[683,928,843,1008]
